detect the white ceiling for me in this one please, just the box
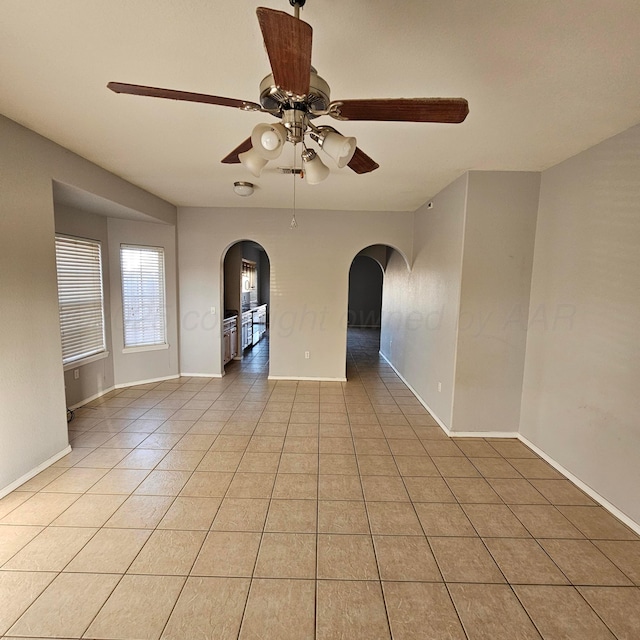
[2,0,640,212]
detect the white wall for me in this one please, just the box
[1,122,68,492]
[0,114,175,494]
[178,207,414,380]
[223,242,242,316]
[381,171,540,434]
[381,174,468,426]
[108,218,180,387]
[520,124,640,524]
[453,172,540,433]
[54,204,115,407]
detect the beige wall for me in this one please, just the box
[107,218,180,387]
[53,206,179,404]
[177,207,414,379]
[520,124,640,524]
[1,119,68,492]
[380,175,468,427]
[223,242,243,318]
[381,171,540,435]
[0,114,175,494]
[453,171,540,433]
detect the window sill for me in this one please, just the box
[63,351,110,372]
[122,343,169,354]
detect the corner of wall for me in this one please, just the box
[451,171,540,434]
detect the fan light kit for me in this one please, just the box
[107,0,469,185]
[233,181,255,197]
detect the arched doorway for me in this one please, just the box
[346,245,410,376]
[348,255,384,329]
[222,240,270,374]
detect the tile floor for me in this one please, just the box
[1,328,639,639]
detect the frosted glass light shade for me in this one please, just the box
[239,148,268,177]
[261,130,280,150]
[302,149,329,185]
[321,131,357,168]
[251,123,287,159]
[233,181,254,197]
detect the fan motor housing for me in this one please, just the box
[259,68,330,117]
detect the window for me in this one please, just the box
[120,244,166,349]
[55,235,106,367]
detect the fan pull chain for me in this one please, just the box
[290,143,299,229]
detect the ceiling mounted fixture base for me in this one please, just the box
[259,68,330,116]
[233,181,255,196]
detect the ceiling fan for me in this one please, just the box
[108,0,469,184]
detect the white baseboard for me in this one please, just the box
[180,373,224,378]
[379,351,521,440]
[0,445,72,499]
[115,374,180,388]
[68,374,181,410]
[68,386,115,410]
[450,431,520,439]
[378,352,640,536]
[379,350,452,434]
[518,435,640,537]
[268,376,348,382]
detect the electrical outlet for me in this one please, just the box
[74,369,79,380]
[304,351,310,359]
[437,381,442,392]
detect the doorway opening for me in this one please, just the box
[348,253,384,329]
[346,245,409,377]
[347,252,384,374]
[222,240,270,375]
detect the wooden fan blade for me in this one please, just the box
[107,82,261,110]
[348,147,380,174]
[256,7,312,97]
[221,138,253,164]
[329,98,469,123]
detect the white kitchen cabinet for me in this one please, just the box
[223,316,238,365]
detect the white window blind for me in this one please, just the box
[55,235,106,366]
[121,244,166,348]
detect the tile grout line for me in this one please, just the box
[313,385,321,640]
[370,353,471,640]
[355,357,408,640]
[84,374,245,640]
[79,374,227,640]
[235,373,283,640]
[2,331,639,639]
